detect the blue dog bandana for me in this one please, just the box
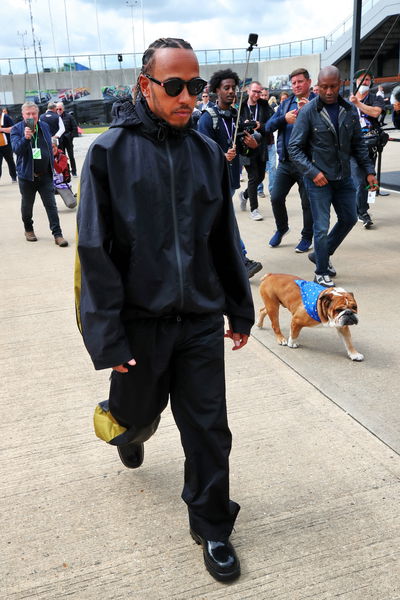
[294,279,326,322]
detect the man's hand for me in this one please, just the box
[24,127,33,140]
[112,358,136,373]
[225,146,237,162]
[366,174,379,191]
[394,101,400,112]
[243,131,258,149]
[313,171,328,187]
[349,94,360,105]
[224,330,249,351]
[297,97,309,109]
[285,110,298,124]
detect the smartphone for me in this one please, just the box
[25,118,35,131]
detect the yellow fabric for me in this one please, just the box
[73,181,82,333]
[0,113,7,146]
[93,404,127,443]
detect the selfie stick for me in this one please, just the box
[232,33,258,148]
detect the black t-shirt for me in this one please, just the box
[357,92,384,132]
[31,126,51,176]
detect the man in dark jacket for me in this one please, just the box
[76,38,254,583]
[0,108,17,182]
[11,102,68,246]
[197,68,262,278]
[288,66,378,287]
[56,102,78,176]
[265,68,315,251]
[39,102,65,138]
[238,81,274,220]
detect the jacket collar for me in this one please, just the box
[316,94,350,112]
[110,95,191,141]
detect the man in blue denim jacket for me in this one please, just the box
[288,66,378,287]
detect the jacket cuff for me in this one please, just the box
[227,316,253,336]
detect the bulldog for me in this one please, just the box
[257,273,364,361]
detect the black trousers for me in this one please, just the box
[243,157,267,211]
[270,160,313,241]
[0,144,17,180]
[108,313,239,540]
[59,135,76,175]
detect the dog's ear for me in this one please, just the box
[318,290,333,323]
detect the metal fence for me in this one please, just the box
[0,36,328,77]
[325,0,380,45]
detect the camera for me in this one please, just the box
[236,119,257,136]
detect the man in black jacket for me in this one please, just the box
[39,102,65,138]
[76,37,254,583]
[56,102,78,176]
[238,81,274,220]
[288,66,378,287]
[197,68,262,279]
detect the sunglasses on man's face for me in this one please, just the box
[145,74,207,97]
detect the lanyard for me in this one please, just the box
[247,102,258,121]
[221,117,235,145]
[32,130,38,149]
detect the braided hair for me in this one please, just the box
[133,37,193,100]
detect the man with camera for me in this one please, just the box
[349,69,385,229]
[238,80,274,221]
[197,68,262,278]
[11,102,68,246]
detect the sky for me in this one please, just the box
[2,0,354,62]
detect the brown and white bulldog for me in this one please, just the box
[257,273,364,361]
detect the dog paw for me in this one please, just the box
[278,338,287,346]
[288,337,299,348]
[349,352,364,361]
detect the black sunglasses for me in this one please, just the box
[145,74,207,97]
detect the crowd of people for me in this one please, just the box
[193,65,397,287]
[1,37,399,584]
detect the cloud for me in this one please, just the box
[0,0,354,65]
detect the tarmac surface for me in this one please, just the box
[1,127,400,599]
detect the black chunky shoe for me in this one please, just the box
[190,528,241,582]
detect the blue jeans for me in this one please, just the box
[270,160,313,241]
[19,174,63,237]
[257,143,277,195]
[304,176,357,275]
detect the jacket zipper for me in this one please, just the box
[165,139,184,310]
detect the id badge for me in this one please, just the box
[368,191,376,204]
[32,147,42,160]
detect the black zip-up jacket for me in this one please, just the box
[60,111,78,139]
[76,97,254,370]
[288,95,375,181]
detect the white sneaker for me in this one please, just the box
[250,209,263,221]
[314,274,335,288]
